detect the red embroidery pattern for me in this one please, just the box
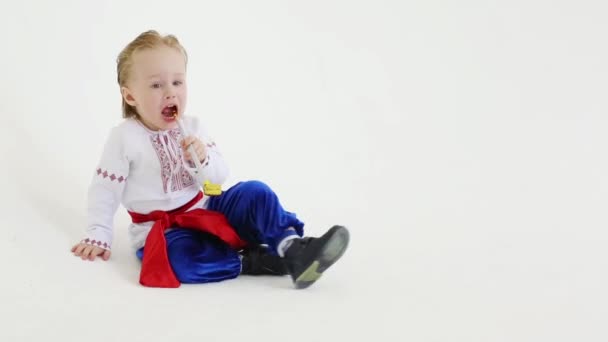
[96,168,126,183]
[82,238,111,249]
[150,130,195,193]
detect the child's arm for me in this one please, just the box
[181,117,229,186]
[72,127,128,261]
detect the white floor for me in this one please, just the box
[2,1,608,341]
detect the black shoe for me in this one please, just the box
[283,225,350,289]
[240,245,288,276]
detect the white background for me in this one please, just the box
[1,0,607,341]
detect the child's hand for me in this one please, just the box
[71,243,111,261]
[181,136,207,163]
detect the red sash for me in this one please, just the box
[128,192,246,288]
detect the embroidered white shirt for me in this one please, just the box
[82,116,229,250]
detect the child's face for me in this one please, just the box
[122,46,187,131]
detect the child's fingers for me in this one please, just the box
[88,249,99,261]
[181,136,195,148]
[194,144,205,158]
[182,137,208,162]
[72,243,86,256]
[79,246,89,259]
[71,243,109,261]
[81,245,94,260]
[183,137,206,150]
[182,138,194,160]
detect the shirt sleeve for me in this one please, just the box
[81,126,129,250]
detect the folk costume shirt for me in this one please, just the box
[81,116,228,251]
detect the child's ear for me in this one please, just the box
[121,87,137,106]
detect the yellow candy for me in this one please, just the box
[203,180,222,196]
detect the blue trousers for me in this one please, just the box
[136,180,304,284]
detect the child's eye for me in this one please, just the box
[151,83,161,89]
[173,80,183,86]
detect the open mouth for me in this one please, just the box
[162,105,178,118]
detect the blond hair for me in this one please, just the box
[116,30,188,118]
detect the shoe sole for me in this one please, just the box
[294,225,350,289]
